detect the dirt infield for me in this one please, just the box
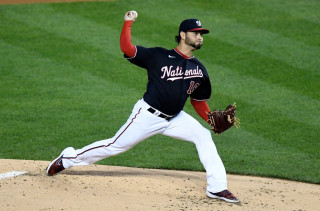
[1,159,319,210]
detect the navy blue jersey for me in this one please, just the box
[125,46,211,115]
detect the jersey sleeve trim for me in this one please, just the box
[190,97,210,101]
[124,45,138,59]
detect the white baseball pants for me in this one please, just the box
[62,99,228,193]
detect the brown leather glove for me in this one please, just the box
[208,103,240,134]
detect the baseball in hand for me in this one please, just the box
[124,10,138,21]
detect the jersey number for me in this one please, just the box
[187,81,200,94]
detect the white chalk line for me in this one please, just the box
[0,171,27,180]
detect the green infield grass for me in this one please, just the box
[0,0,319,183]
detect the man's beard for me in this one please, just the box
[185,36,202,49]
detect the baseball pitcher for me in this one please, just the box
[47,10,240,203]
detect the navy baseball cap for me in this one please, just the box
[179,19,210,34]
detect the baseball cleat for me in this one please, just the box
[206,189,240,203]
[46,147,73,176]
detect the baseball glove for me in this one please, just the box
[208,103,240,134]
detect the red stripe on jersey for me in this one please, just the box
[174,48,194,59]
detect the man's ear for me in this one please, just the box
[180,31,186,40]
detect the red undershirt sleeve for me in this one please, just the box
[120,21,136,58]
[190,99,211,123]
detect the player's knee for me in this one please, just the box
[203,129,213,141]
[192,127,212,143]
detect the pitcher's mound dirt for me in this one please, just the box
[0,159,319,210]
